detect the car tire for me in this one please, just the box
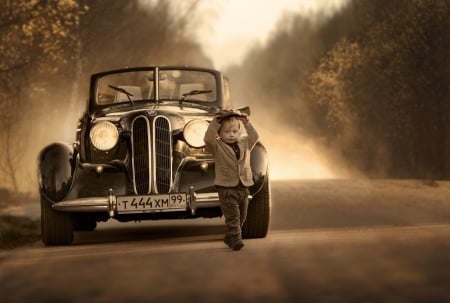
[41,195,74,245]
[242,176,271,239]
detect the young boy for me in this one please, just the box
[204,110,259,251]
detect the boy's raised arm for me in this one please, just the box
[239,114,259,149]
[204,117,220,147]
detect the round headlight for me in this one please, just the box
[183,120,209,148]
[89,122,119,151]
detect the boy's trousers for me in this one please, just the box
[216,185,250,240]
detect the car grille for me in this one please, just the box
[131,115,172,194]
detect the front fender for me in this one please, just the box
[38,142,75,202]
[249,142,269,195]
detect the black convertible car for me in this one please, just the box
[38,66,271,245]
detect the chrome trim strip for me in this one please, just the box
[52,197,109,212]
[131,115,152,194]
[152,115,172,194]
[155,66,159,102]
[192,192,252,208]
[195,192,220,204]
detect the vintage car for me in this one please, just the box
[38,66,271,245]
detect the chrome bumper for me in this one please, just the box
[51,188,225,217]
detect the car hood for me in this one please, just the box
[97,102,216,116]
[92,103,216,131]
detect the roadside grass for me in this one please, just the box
[0,214,40,250]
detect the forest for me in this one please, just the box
[229,0,449,180]
[0,0,449,197]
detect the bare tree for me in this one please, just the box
[0,72,24,191]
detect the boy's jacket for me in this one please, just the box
[204,119,259,187]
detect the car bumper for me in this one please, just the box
[51,188,251,217]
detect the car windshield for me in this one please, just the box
[95,69,217,105]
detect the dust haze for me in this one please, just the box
[2,1,352,196]
[3,0,449,197]
[227,0,450,181]
[249,113,361,180]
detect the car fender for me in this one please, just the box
[249,142,269,195]
[38,142,75,202]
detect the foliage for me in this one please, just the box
[0,0,87,191]
[0,214,40,249]
[0,0,87,73]
[79,0,210,76]
[231,0,450,179]
[310,0,450,178]
[0,186,40,249]
[0,0,209,194]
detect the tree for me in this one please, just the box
[229,0,450,179]
[0,0,86,191]
[0,0,211,194]
[40,0,212,143]
[309,0,450,178]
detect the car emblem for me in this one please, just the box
[146,110,157,116]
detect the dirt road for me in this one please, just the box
[1,179,449,303]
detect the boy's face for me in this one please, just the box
[219,118,240,144]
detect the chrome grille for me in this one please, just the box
[131,116,151,194]
[153,116,172,193]
[131,115,172,194]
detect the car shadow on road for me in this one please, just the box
[72,219,226,246]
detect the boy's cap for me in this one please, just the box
[216,109,243,118]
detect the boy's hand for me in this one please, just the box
[214,109,249,123]
[238,113,249,123]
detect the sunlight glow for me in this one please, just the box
[196,0,349,68]
[253,115,359,180]
[269,145,337,180]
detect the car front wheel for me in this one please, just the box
[242,176,271,238]
[41,195,74,245]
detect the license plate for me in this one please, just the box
[116,193,187,213]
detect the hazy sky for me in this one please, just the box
[195,0,348,69]
[138,0,348,68]
[138,0,352,179]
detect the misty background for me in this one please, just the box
[1,0,449,201]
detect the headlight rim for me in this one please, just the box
[89,121,119,151]
[183,119,209,148]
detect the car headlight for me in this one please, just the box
[183,120,208,148]
[89,122,119,151]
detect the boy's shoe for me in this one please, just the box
[224,235,244,251]
[223,235,233,248]
[231,239,244,251]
